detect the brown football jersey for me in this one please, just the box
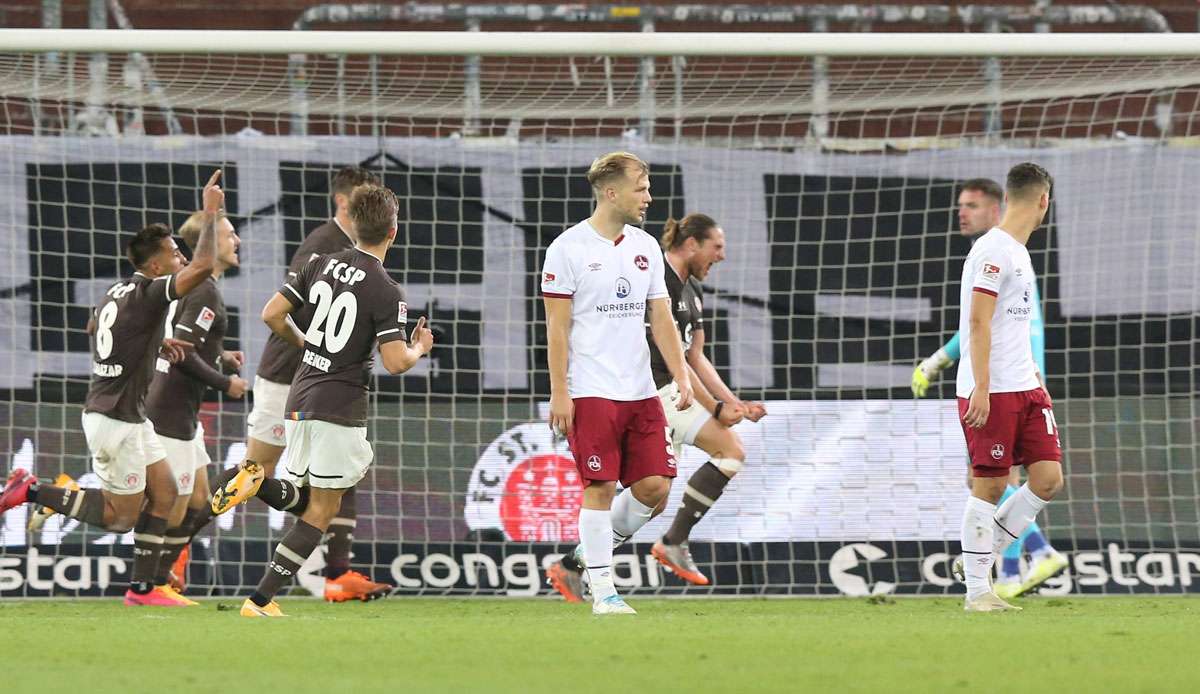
[84,272,177,422]
[646,259,705,389]
[257,219,354,385]
[281,248,409,427]
[146,277,230,440]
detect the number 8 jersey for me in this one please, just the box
[85,271,177,422]
[281,248,409,427]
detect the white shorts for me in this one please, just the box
[158,421,211,495]
[283,419,373,489]
[247,375,289,447]
[81,412,167,495]
[657,381,710,458]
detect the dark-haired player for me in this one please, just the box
[0,170,225,607]
[140,210,246,601]
[912,178,1066,598]
[956,163,1064,612]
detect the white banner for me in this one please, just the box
[478,399,971,542]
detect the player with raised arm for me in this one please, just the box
[546,213,765,599]
[139,211,246,600]
[912,178,1066,598]
[231,184,432,617]
[0,170,224,607]
[198,167,394,602]
[541,152,693,615]
[955,163,1064,612]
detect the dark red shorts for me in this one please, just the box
[567,397,677,487]
[958,388,1062,478]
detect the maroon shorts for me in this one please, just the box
[567,396,677,487]
[958,388,1062,478]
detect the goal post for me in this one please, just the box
[0,30,1197,598]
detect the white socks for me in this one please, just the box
[960,496,997,599]
[610,487,654,548]
[961,485,1051,599]
[578,507,616,600]
[992,483,1049,556]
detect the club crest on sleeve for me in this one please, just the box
[398,301,408,323]
[982,263,1000,278]
[195,306,216,330]
[634,255,649,271]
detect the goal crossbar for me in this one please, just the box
[4,29,1200,57]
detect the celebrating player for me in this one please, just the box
[0,170,224,607]
[202,166,395,602]
[913,178,1067,598]
[541,151,693,615]
[140,211,246,600]
[547,213,765,599]
[955,163,1064,612]
[231,183,432,617]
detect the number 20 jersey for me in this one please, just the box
[281,248,409,427]
[85,272,177,423]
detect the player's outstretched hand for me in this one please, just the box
[160,338,194,364]
[221,350,245,371]
[911,365,932,398]
[202,169,224,214]
[549,391,574,438]
[674,377,693,411]
[741,400,767,422]
[409,316,434,355]
[226,375,247,399]
[964,388,990,429]
[717,401,745,427]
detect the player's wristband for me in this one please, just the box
[713,401,724,420]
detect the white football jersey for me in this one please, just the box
[956,227,1043,398]
[541,220,669,400]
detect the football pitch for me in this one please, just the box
[1,596,1194,693]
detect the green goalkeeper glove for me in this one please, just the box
[911,348,954,398]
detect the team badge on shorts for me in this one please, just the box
[586,455,602,472]
[991,444,1005,460]
[125,472,141,488]
[272,424,286,440]
[179,472,192,489]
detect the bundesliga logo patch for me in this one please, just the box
[196,306,216,330]
[982,263,1001,278]
[543,272,555,283]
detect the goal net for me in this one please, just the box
[0,31,1197,597]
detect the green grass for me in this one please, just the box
[1,596,1196,693]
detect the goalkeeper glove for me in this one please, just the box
[911,348,954,398]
